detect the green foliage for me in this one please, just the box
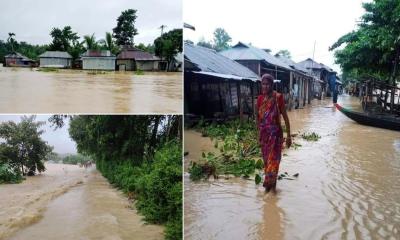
[196,37,214,50]
[37,67,59,72]
[0,116,53,177]
[330,0,400,84]
[62,154,92,165]
[68,116,182,239]
[154,29,182,68]
[0,163,23,184]
[49,26,79,52]
[213,28,232,51]
[113,9,139,46]
[83,34,100,51]
[135,69,144,75]
[136,43,155,54]
[275,49,291,59]
[255,173,262,185]
[0,38,47,63]
[301,132,321,141]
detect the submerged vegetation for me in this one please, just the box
[64,115,182,240]
[188,119,319,182]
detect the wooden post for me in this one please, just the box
[289,71,293,111]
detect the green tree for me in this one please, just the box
[154,29,183,70]
[275,49,291,59]
[99,32,120,54]
[7,33,16,52]
[49,26,79,51]
[83,34,100,51]
[0,116,53,176]
[113,9,139,46]
[213,28,232,51]
[197,37,214,49]
[135,43,155,54]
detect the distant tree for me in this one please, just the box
[275,49,291,59]
[99,32,119,54]
[0,116,53,176]
[49,26,79,51]
[83,34,99,51]
[197,37,214,50]
[136,43,155,53]
[7,33,16,52]
[113,9,139,46]
[154,29,183,70]
[213,28,232,51]
[184,39,194,45]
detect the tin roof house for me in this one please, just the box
[81,50,116,70]
[4,52,36,67]
[39,51,72,68]
[184,43,260,118]
[116,46,163,71]
[221,42,313,109]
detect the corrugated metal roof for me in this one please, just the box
[117,48,160,61]
[220,42,292,70]
[5,52,33,61]
[297,58,334,72]
[184,43,259,81]
[39,51,72,59]
[276,55,309,73]
[81,50,115,57]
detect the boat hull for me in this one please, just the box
[335,103,400,131]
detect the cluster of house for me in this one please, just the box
[184,42,342,118]
[4,46,182,71]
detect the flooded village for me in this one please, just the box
[183,0,400,239]
[0,8,182,114]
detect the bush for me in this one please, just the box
[95,141,182,240]
[0,163,23,184]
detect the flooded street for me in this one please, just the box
[184,95,400,240]
[0,66,182,113]
[0,163,163,240]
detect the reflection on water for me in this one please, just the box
[184,95,400,240]
[0,66,182,113]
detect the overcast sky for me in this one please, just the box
[0,0,182,45]
[184,0,369,73]
[0,115,76,154]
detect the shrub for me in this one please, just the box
[0,163,23,184]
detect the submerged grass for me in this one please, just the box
[37,67,59,72]
[189,119,316,183]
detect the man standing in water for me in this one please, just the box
[257,74,292,193]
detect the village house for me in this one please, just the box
[221,42,313,110]
[4,52,36,67]
[297,58,337,98]
[184,43,259,118]
[39,51,72,68]
[81,50,116,70]
[116,46,164,71]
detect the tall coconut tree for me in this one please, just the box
[83,34,98,51]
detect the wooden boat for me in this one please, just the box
[335,103,400,131]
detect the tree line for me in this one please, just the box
[1,9,182,70]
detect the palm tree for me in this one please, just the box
[7,32,16,52]
[83,34,98,50]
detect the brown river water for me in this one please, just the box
[0,66,182,113]
[184,95,400,240]
[0,163,163,240]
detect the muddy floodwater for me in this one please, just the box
[0,163,163,240]
[0,66,182,113]
[184,95,400,240]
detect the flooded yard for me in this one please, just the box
[184,95,400,240]
[0,66,182,113]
